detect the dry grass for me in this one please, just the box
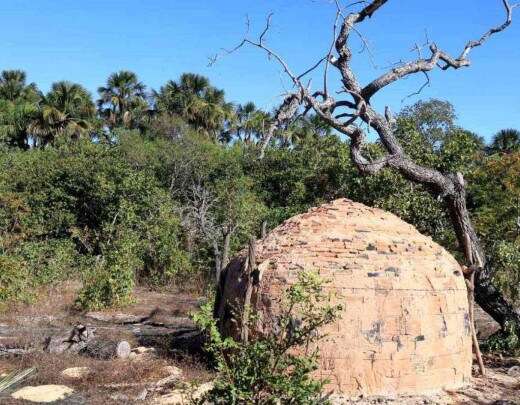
[0,279,213,403]
[1,280,81,324]
[1,349,214,404]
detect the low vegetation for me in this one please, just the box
[193,272,342,404]
[0,68,518,351]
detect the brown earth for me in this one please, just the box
[0,268,518,404]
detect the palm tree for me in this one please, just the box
[97,70,147,128]
[154,73,234,139]
[30,81,96,146]
[232,102,264,143]
[0,70,40,148]
[278,114,332,147]
[0,99,38,149]
[489,128,520,154]
[0,70,39,102]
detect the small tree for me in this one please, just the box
[194,271,342,404]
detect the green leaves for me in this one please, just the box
[194,272,342,404]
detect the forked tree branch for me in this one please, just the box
[222,0,516,189]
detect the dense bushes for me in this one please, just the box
[0,95,519,318]
[0,140,192,308]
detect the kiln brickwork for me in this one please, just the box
[215,199,472,397]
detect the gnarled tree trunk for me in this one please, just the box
[232,0,520,332]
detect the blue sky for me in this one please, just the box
[3,0,519,140]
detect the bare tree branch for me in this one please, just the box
[361,0,518,100]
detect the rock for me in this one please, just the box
[506,365,520,377]
[155,373,182,388]
[154,381,213,404]
[193,382,214,399]
[82,339,131,359]
[61,367,91,379]
[45,325,95,354]
[109,393,129,401]
[154,390,184,404]
[11,385,74,403]
[144,316,195,329]
[135,388,148,401]
[162,365,183,378]
[196,297,208,308]
[85,311,148,324]
[130,346,157,361]
[129,347,157,361]
[150,366,184,390]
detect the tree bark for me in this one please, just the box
[261,221,267,238]
[221,231,232,273]
[445,189,520,329]
[213,240,222,283]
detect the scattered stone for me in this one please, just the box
[61,367,91,379]
[135,388,148,401]
[133,346,156,354]
[154,381,213,404]
[155,373,182,388]
[109,393,129,402]
[129,346,157,361]
[162,365,183,379]
[11,385,74,403]
[506,365,520,377]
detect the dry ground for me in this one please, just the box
[0,282,518,404]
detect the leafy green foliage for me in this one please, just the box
[0,64,518,343]
[193,272,342,404]
[0,255,31,304]
[489,128,520,155]
[483,321,520,355]
[0,140,191,308]
[489,241,520,304]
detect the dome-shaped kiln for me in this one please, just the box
[215,199,472,397]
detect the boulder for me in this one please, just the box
[11,385,74,403]
[61,367,91,379]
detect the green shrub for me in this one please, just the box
[16,239,77,284]
[76,231,141,310]
[483,321,520,355]
[0,255,30,304]
[490,241,520,304]
[193,271,342,404]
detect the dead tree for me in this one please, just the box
[220,1,520,332]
